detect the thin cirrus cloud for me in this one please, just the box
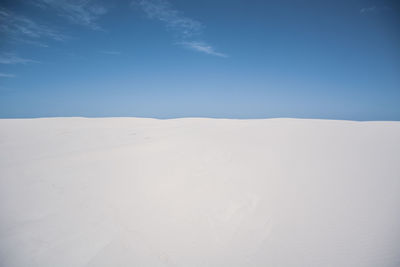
[133,0,227,57]
[0,52,39,65]
[33,0,108,30]
[180,41,228,58]
[133,0,202,38]
[360,6,376,13]
[0,73,16,78]
[0,7,67,47]
[360,5,392,14]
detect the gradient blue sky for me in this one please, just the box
[0,0,399,120]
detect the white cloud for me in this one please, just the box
[0,7,67,45]
[180,41,228,58]
[360,6,376,14]
[14,38,50,48]
[0,73,16,78]
[133,0,202,38]
[133,0,227,58]
[33,0,108,30]
[360,6,391,14]
[0,53,39,65]
[90,5,108,16]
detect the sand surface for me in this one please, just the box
[0,118,400,266]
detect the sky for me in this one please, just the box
[0,0,399,120]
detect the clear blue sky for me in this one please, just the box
[0,0,399,120]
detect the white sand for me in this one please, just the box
[0,117,399,267]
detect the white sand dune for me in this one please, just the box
[0,118,399,267]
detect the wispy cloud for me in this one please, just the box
[360,5,392,14]
[133,0,227,57]
[33,0,108,30]
[0,73,16,78]
[0,7,67,46]
[100,50,121,55]
[0,53,39,65]
[133,0,202,38]
[360,6,376,14]
[180,41,228,58]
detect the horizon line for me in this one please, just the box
[0,116,399,123]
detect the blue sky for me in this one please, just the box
[0,0,399,120]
